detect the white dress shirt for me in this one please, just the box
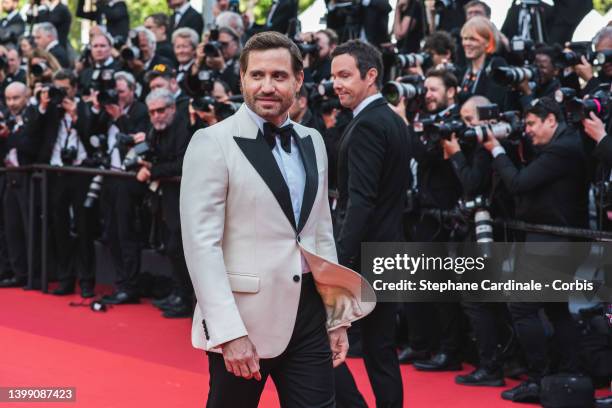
[245,105,310,274]
[352,92,383,118]
[174,2,190,25]
[50,110,87,166]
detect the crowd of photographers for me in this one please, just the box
[0,0,610,405]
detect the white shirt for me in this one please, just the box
[352,92,383,118]
[245,105,310,274]
[45,39,59,52]
[107,104,131,169]
[50,110,87,166]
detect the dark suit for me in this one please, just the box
[493,123,586,382]
[76,0,129,40]
[48,43,71,68]
[247,0,298,37]
[169,6,203,38]
[36,3,72,48]
[362,0,391,46]
[0,11,25,47]
[334,96,409,408]
[77,58,122,95]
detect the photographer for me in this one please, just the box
[26,48,60,94]
[216,26,241,94]
[145,62,189,119]
[515,44,561,110]
[121,26,174,90]
[37,69,96,297]
[575,26,612,97]
[140,88,192,318]
[0,0,25,48]
[0,82,44,288]
[167,0,203,38]
[76,0,129,41]
[303,29,337,84]
[171,27,197,88]
[0,48,27,98]
[78,32,121,96]
[144,13,174,64]
[483,97,587,403]
[88,71,150,305]
[32,22,69,68]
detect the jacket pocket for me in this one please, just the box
[227,272,260,293]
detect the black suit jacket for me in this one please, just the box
[49,43,71,68]
[335,97,412,270]
[362,0,391,46]
[0,12,25,47]
[76,0,129,39]
[493,123,588,230]
[247,0,298,37]
[170,6,203,38]
[4,105,46,165]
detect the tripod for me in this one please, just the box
[517,0,547,44]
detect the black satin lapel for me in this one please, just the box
[233,132,296,231]
[294,134,318,233]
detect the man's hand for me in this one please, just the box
[388,96,408,124]
[136,166,151,182]
[328,327,349,368]
[221,336,262,381]
[574,55,594,82]
[128,57,145,74]
[441,133,460,159]
[104,103,122,121]
[132,132,146,144]
[483,130,500,152]
[516,77,531,95]
[583,111,607,143]
[322,108,338,129]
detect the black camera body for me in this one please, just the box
[60,146,78,165]
[564,86,611,124]
[192,96,238,121]
[122,141,152,172]
[396,52,432,69]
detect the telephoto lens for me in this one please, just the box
[395,52,430,68]
[317,80,335,97]
[463,122,514,143]
[474,209,493,258]
[382,76,425,106]
[489,65,538,86]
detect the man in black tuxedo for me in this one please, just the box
[33,22,70,68]
[32,0,72,49]
[76,0,129,41]
[331,39,408,408]
[0,49,27,99]
[0,0,24,48]
[36,69,97,298]
[167,0,203,39]
[247,0,298,37]
[0,82,44,288]
[88,71,151,304]
[483,97,586,403]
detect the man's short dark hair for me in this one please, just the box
[331,40,383,89]
[534,43,562,68]
[148,13,169,32]
[53,68,77,87]
[423,31,456,60]
[317,29,339,47]
[525,97,562,122]
[464,0,491,18]
[425,67,458,90]
[239,31,303,75]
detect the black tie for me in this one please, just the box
[263,122,294,153]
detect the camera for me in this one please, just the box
[122,141,152,171]
[60,146,78,165]
[98,88,119,106]
[382,75,425,106]
[434,0,452,12]
[396,52,431,69]
[295,38,320,57]
[35,85,67,106]
[192,96,237,121]
[564,86,611,124]
[83,134,111,209]
[31,62,48,77]
[204,28,222,58]
[462,105,524,142]
[421,119,466,146]
[593,50,612,67]
[507,36,535,65]
[317,79,335,98]
[488,65,539,86]
[121,45,140,61]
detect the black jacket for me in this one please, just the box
[247,0,298,37]
[147,114,190,181]
[36,3,72,48]
[458,56,510,109]
[362,0,391,46]
[493,123,588,230]
[0,11,25,47]
[4,105,46,165]
[335,97,412,270]
[76,0,129,40]
[49,43,71,68]
[169,6,203,38]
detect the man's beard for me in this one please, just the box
[244,92,293,121]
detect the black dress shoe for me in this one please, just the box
[456,367,505,386]
[0,276,27,288]
[501,381,540,403]
[152,293,178,309]
[101,291,140,305]
[398,347,430,364]
[162,301,192,318]
[80,287,95,298]
[413,352,462,371]
[52,285,75,296]
[159,295,191,311]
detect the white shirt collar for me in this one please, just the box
[244,104,291,135]
[45,39,59,52]
[352,92,383,117]
[176,2,190,16]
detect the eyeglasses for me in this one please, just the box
[148,105,170,116]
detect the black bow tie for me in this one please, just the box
[263,122,294,153]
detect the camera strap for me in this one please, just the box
[61,117,73,150]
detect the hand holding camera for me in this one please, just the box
[582,111,607,143]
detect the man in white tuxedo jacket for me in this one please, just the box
[180,31,375,407]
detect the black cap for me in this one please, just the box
[145,63,176,82]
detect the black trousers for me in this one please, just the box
[508,301,579,382]
[206,273,334,408]
[102,178,147,292]
[0,174,13,277]
[49,173,96,289]
[334,302,404,408]
[3,172,38,281]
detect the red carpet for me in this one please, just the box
[0,287,607,407]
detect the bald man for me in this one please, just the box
[0,82,44,288]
